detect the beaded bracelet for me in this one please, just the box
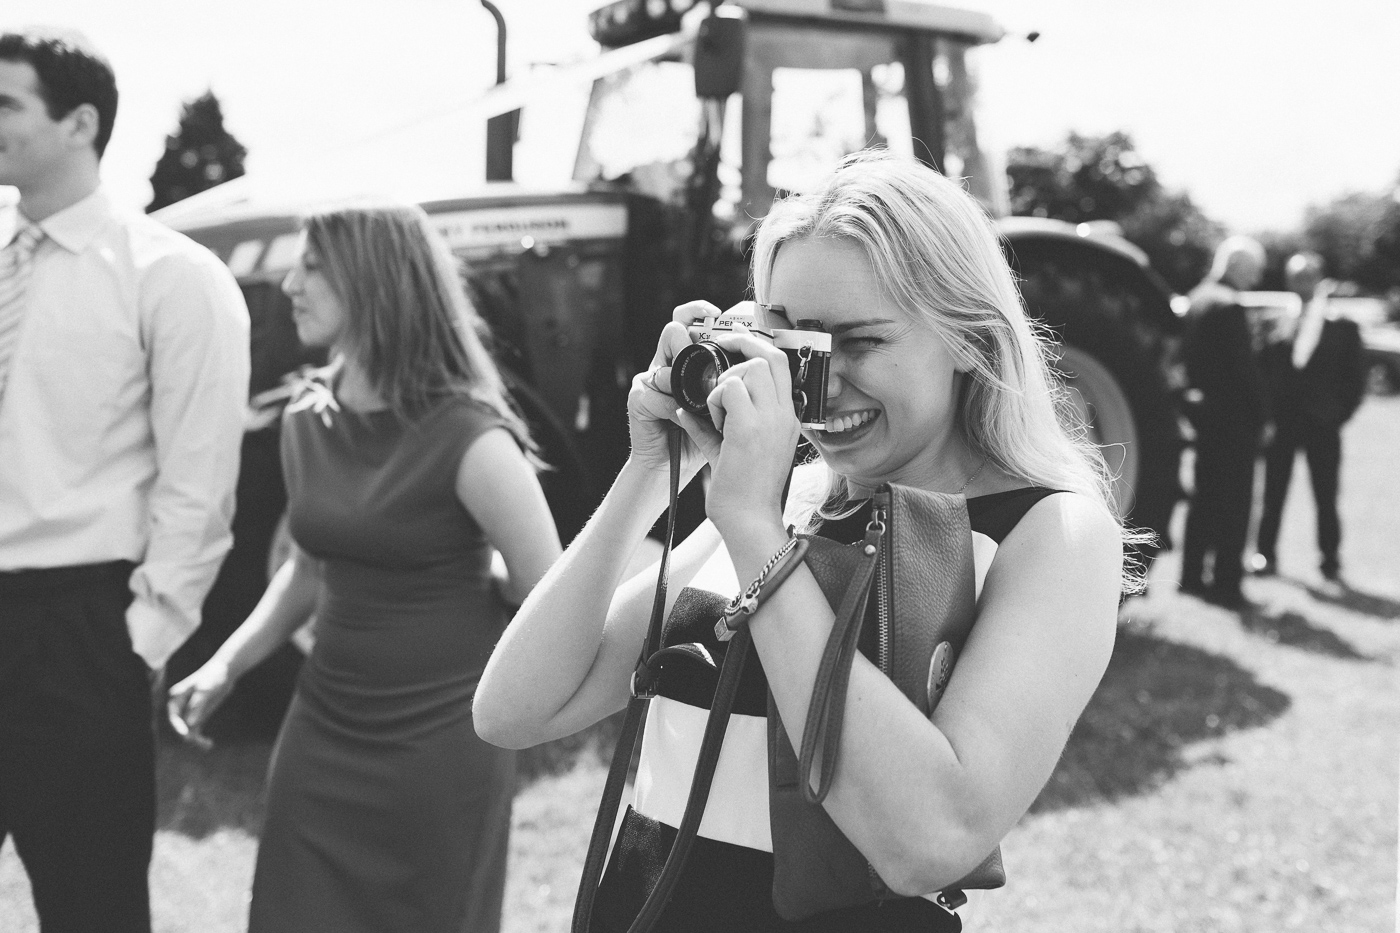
[715,536,811,642]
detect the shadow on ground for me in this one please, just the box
[157,735,271,839]
[1237,604,1373,660]
[1032,625,1290,813]
[1298,580,1400,620]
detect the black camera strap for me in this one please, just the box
[572,424,760,933]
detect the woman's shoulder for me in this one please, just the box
[987,488,1122,577]
[420,392,509,431]
[967,486,1060,542]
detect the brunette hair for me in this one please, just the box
[301,203,534,452]
[0,29,118,157]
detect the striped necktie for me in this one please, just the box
[0,217,45,402]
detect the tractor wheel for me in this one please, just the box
[1005,237,1186,570]
[1052,345,1141,518]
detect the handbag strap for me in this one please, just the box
[795,509,884,804]
[572,425,755,933]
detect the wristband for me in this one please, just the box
[715,536,810,642]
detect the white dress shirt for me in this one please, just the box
[0,188,250,669]
[1292,295,1327,370]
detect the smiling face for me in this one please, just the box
[765,236,968,491]
[282,234,349,351]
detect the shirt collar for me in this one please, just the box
[33,187,116,254]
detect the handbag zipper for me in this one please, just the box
[867,493,893,899]
[871,495,891,676]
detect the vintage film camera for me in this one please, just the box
[669,303,832,429]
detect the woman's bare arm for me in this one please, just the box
[472,455,724,750]
[453,428,562,608]
[737,491,1122,894]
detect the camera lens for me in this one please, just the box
[670,341,733,415]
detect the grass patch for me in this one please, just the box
[4,398,1397,932]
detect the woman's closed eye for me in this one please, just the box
[838,334,886,354]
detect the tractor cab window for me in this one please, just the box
[934,37,1003,213]
[740,22,1005,219]
[767,60,912,194]
[743,23,911,215]
[573,59,701,205]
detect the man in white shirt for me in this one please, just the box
[0,30,249,932]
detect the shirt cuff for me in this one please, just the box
[126,596,195,671]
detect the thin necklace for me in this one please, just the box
[958,455,989,495]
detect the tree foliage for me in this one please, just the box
[1302,189,1400,292]
[147,91,247,213]
[1006,131,1224,293]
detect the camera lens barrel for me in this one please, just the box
[671,341,733,415]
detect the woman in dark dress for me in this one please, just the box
[168,204,561,933]
[474,152,1134,931]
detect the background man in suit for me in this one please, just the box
[1252,252,1366,581]
[0,29,248,931]
[1179,235,1269,608]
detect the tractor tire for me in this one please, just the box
[1005,236,1185,570]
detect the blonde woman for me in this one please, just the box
[474,151,1130,931]
[168,204,561,933]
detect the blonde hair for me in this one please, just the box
[302,203,533,450]
[756,151,1143,581]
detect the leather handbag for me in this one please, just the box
[767,482,1005,920]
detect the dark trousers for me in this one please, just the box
[1182,431,1257,596]
[0,562,155,933]
[1256,423,1343,571]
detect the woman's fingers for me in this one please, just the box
[672,299,724,326]
[708,333,793,402]
[650,320,694,369]
[167,675,224,731]
[170,685,205,728]
[675,408,722,461]
[648,303,716,370]
[705,360,773,436]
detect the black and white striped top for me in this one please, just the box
[590,488,1060,933]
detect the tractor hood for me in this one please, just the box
[168,188,631,281]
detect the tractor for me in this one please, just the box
[158,0,1186,726]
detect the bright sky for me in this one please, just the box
[4,0,1397,232]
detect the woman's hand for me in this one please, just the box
[627,300,726,476]
[167,659,235,743]
[676,328,802,538]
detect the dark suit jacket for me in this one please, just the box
[1183,282,1269,435]
[1264,317,1366,431]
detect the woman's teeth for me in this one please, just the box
[824,410,877,433]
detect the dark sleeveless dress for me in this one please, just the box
[247,386,517,933]
[591,488,1060,933]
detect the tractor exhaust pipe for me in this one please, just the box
[481,0,516,181]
